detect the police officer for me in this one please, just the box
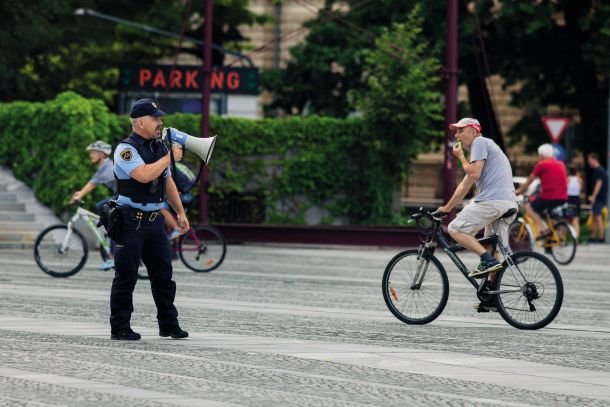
[110,98,189,340]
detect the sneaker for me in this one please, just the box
[468,259,503,279]
[167,229,181,241]
[111,328,141,341]
[474,301,498,313]
[99,259,115,271]
[159,326,189,339]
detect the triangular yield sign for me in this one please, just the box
[541,117,570,144]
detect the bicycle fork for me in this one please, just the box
[411,245,433,290]
[59,223,75,254]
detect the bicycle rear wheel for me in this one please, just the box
[547,221,576,265]
[178,225,227,272]
[494,251,563,330]
[508,220,533,252]
[382,249,449,325]
[34,225,88,278]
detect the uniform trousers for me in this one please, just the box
[110,212,178,333]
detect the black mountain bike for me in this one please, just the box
[382,208,563,330]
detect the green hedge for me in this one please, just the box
[0,92,408,224]
[0,92,125,214]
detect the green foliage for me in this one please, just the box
[351,8,444,221]
[0,92,120,214]
[262,0,435,117]
[1,92,434,224]
[0,0,267,106]
[162,114,375,223]
[474,0,610,156]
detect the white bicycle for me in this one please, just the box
[34,200,147,279]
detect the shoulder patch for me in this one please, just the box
[120,148,132,161]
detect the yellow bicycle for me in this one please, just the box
[508,202,577,265]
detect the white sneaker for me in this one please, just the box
[167,229,181,240]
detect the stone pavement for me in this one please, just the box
[0,243,609,406]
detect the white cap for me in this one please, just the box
[449,118,481,132]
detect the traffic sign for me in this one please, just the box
[542,117,570,144]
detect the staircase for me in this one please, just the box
[0,167,60,250]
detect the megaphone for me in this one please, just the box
[163,127,216,164]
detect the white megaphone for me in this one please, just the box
[163,128,216,164]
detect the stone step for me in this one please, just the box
[0,202,26,211]
[0,242,35,250]
[0,213,35,221]
[0,185,7,191]
[0,222,44,231]
[0,231,37,242]
[0,193,17,202]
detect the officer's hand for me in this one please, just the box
[172,145,184,162]
[70,192,81,203]
[177,213,190,234]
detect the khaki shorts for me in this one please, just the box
[448,200,518,246]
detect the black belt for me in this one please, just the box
[122,207,161,222]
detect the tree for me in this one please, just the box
[478,0,610,158]
[0,0,266,106]
[351,7,443,222]
[262,0,434,117]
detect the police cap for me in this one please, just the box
[129,98,166,118]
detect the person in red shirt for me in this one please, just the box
[516,143,568,237]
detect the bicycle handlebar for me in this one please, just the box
[410,207,445,223]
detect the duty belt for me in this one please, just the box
[123,207,160,222]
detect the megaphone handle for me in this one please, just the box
[166,129,182,194]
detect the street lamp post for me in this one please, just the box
[199,0,214,225]
[443,0,458,211]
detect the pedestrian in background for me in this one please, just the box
[586,153,608,243]
[566,166,582,238]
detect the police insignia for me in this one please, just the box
[120,148,132,161]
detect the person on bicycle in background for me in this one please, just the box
[70,140,116,270]
[515,143,567,240]
[437,118,518,280]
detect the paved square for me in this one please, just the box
[0,244,609,406]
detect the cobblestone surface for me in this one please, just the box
[0,244,609,406]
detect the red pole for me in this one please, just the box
[199,0,213,224]
[443,0,458,210]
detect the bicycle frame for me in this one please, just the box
[61,207,109,253]
[417,221,526,296]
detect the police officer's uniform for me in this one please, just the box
[110,98,187,340]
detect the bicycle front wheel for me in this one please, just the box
[382,249,449,325]
[547,221,576,265]
[34,225,88,278]
[494,251,563,330]
[508,220,533,252]
[178,225,227,272]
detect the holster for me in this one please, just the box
[97,200,124,240]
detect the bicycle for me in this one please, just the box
[173,223,227,272]
[34,201,227,277]
[507,197,577,265]
[33,201,147,279]
[382,207,563,330]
